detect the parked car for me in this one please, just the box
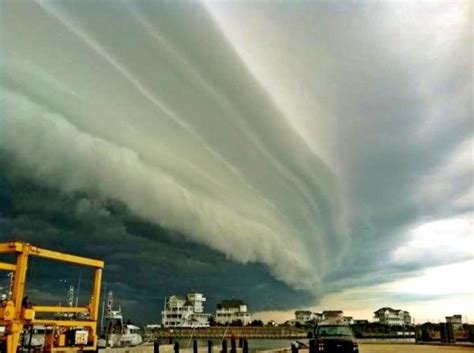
[312,324,359,352]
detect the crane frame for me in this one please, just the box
[0,241,104,353]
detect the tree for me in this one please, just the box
[231,319,243,327]
[248,319,264,327]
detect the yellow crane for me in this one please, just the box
[0,241,104,353]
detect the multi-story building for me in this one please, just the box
[215,300,251,325]
[446,315,463,330]
[314,313,323,323]
[161,292,211,327]
[373,307,411,326]
[295,310,314,324]
[402,311,411,325]
[294,310,344,325]
[342,316,354,325]
[322,310,344,324]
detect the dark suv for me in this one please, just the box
[312,325,359,352]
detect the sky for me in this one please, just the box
[0,0,472,324]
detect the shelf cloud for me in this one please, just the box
[0,0,471,322]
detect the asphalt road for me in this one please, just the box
[359,344,474,352]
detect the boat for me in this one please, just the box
[97,291,143,347]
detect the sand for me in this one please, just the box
[358,344,474,352]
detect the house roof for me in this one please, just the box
[323,310,343,315]
[169,295,186,301]
[295,310,312,315]
[374,307,403,314]
[355,320,369,324]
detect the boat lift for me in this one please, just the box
[0,241,104,353]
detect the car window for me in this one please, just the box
[317,326,352,336]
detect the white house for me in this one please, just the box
[446,315,463,330]
[373,307,411,326]
[295,310,314,324]
[161,292,211,328]
[342,316,354,325]
[294,310,345,325]
[322,311,344,324]
[215,300,251,325]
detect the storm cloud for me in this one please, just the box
[0,0,472,322]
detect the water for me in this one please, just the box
[165,339,296,353]
[246,339,294,352]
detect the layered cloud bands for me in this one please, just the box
[1,0,472,321]
[0,1,347,294]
